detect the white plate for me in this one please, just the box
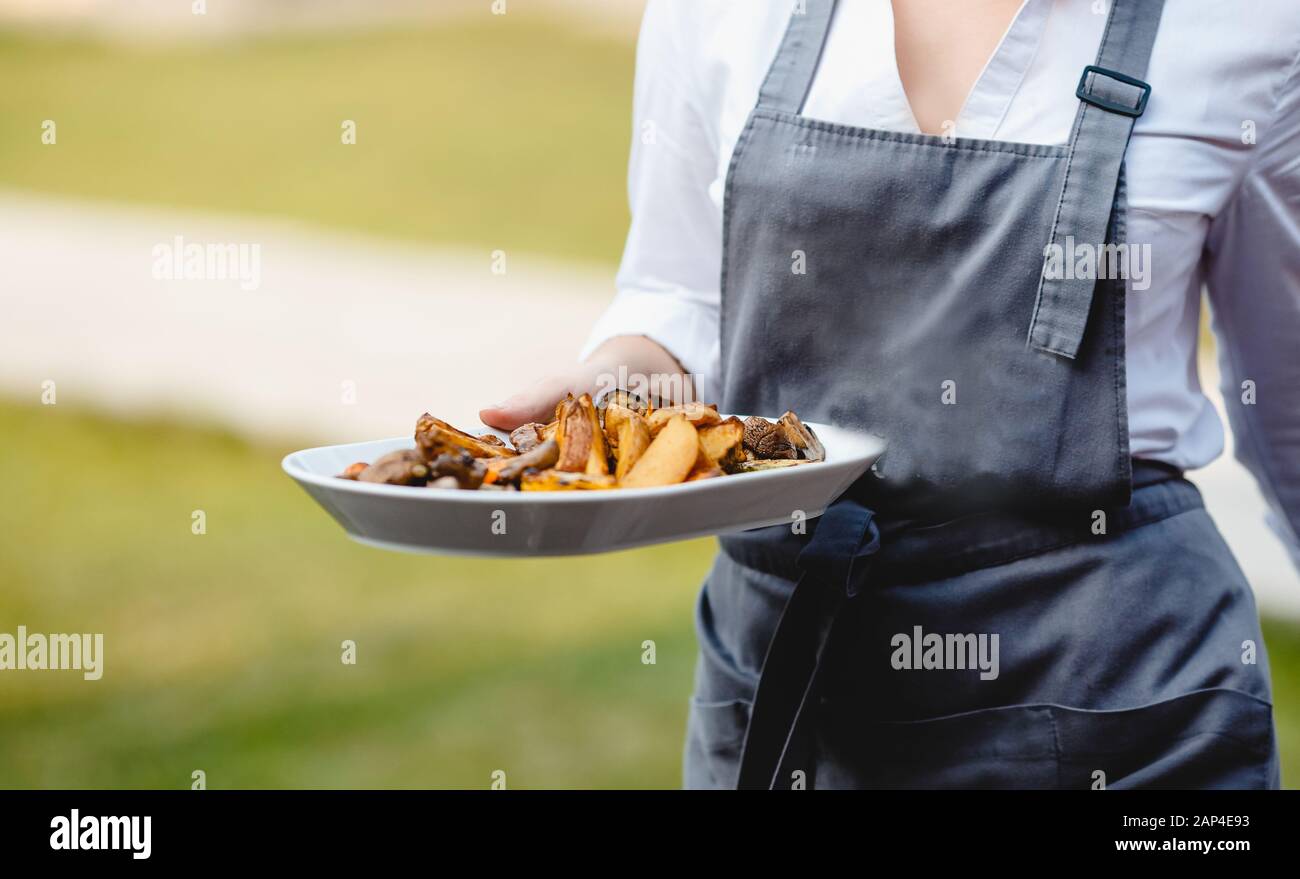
[282,419,885,557]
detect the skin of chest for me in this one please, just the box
[891,0,1026,134]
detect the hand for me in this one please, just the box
[479,335,687,431]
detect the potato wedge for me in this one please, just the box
[416,413,517,459]
[620,415,698,488]
[685,438,724,481]
[646,402,721,436]
[697,417,745,467]
[602,402,632,451]
[555,394,610,475]
[520,470,616,491]
[612,409,651,481]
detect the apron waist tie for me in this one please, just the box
[735,497,880,790]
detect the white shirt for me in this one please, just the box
[583,0,1300,548]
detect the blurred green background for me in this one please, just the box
[1,3,1296,789]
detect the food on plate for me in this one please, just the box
[356,449,430,485]
[488,439,560,484]
[416,413,518,459]
[697,417,745,468]
[335,394,824,491]
[646,402,721,436]
[425,450,487,490]
[554,394,609,476]
[604,403,651,480]
[620,415,700,488]
[508,423,548,454]
[521,470,617,491]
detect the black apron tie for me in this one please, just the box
[735,497,881,790]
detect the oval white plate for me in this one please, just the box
[282,419,885,557]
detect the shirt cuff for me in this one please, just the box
[579,289,721,403]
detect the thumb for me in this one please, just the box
[479,376,572,431]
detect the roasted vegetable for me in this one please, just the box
[509,423,548,454]
[597,388,650,421]
[608,407,651,480]
[358,449,430,485]
[742,415,798,459]
[697,417,745,468]
[489,440,560,485]
[520,470,617,491]
[555,394,609,476]
[416,413,518,460]
[646,402,721,436]
[426,450,487,489]
[337,461,368,480]
[685,438,725,482]
[778,411,826,462]
[620,415,699,488]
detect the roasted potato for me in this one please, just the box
[685,438,725,482]
[520,470,617,491]
[646,402,721,436]
[611,408,651,480]
[620,415,699,488]
[697,417,745,467]
[555,394,609,476]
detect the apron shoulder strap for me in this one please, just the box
[1027,0,1166,359]
[756,0,838,114]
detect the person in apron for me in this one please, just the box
[482,0,1291,789]
[682,0,1279,789]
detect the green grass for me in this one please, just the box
[0,402,711,788]
[0,17,634,265]
[1,401,1298,787]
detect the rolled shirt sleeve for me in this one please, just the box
[1204,49,1300,569]
[579,0,724,403]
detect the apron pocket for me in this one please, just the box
[685,698,753,790]
[813,688,1277,790]
[1051,688,1278,790]
[815,701,1059,789]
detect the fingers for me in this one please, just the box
[479,375,574,431]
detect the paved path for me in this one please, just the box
[2,189,1296,617]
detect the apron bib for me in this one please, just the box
[690,0,1280,789]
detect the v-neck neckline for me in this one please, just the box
[882,0,1049,139]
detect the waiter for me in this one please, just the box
[483,0,1300,789]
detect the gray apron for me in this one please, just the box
[686,0,1280,789]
